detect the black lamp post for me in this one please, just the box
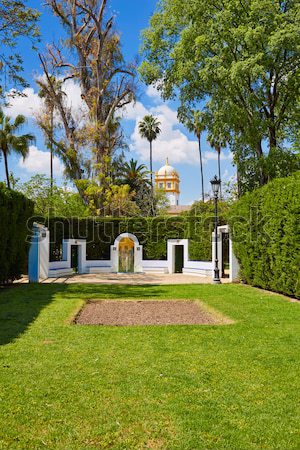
[210,175,221,284]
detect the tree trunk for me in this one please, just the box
[150,140,153,189]
[3,151,10,189]
[218,150,222,199]
[149,140,155,216]
[255,141,267,186]
[198,134,205,202]
[236,155,242,198]
[50,108,54,196]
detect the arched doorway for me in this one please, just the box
[118,237,135,273]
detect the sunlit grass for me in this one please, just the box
[0,283,299,449]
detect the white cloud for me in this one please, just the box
[124,101,148,121]
[145,85,163,103]
[4,78,87,123]
[18,145,64,177]
[127,102,202,165]
[203,150,233,162]
[125,100,234,166]
[3,88,42,119]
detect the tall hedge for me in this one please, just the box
[0,187,34,284]
[230,172,300,298]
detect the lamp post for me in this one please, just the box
[210,175,221,284]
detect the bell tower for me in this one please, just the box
[155,158,180,206]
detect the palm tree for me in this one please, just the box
[122,159,149,191]
[207,134,227,199]
[138,115,161,189]
[187,111,206,202]
[0,111,35,189]
[37,76,65,195]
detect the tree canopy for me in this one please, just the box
[0,1,39,95]
[140,0,300,192]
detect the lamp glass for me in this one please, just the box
[210,176,221,196]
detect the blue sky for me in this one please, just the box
[1,0,236,204]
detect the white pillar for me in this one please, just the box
[229,237,240,282]
[111,245,118,272]
[28,224,50,282]
[39,227,49,280]
[134,245,143,272]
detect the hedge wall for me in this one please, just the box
[230,172,300,298]
[31,210,228,263]
[0,188,34,284]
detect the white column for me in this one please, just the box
[134,245,143,272]
[78,241,86,274]
[111,245,118,272]
[229,237,240,282]
[39,227,50,280]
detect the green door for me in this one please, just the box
[175,245,184,273]
[71,245,79,273]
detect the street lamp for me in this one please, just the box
[210,175,221,284]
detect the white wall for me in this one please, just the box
[35,228,239,281]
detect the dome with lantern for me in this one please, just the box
[157,159,179,178]
[155,158,180,206]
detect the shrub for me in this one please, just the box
[230,172,300,298]
[0,187,34,284]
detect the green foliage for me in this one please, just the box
[230,172,300,298]
[0,0,39,94]
[16,174,89,218]
[185,200,230,260]
[0,187,34,283]
[140,0,300,190]
[138,115,161,143]
[0,110,35,189]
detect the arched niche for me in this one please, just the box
[111,233,143,273]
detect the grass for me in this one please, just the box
[0,283,299,449]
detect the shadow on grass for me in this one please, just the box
[0,283,165,345]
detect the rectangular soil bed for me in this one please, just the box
[75,300,225,326]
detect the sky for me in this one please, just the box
[1,0,236,204]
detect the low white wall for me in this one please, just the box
[183,261,213,277]
[85,260,112,268]
[142,260,168,273]
[49,261,70,269]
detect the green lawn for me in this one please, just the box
[0,284,299,450]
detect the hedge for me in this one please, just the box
[0,187,34,284]
[230,172,300,298]
[30,208,228,263]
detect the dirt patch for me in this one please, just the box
[75,300,228,326]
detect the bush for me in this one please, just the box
[0,187,34,284]
[230,172,300,298]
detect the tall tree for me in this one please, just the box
[37,76,65,195]
[181,109,206,202]
[138,115,161,189]
[121,159,149,192]
[0,1,39,96]
[38,0,135,206]
[207,134,227,199]
[0,111,34,188]
[140,0,300,190]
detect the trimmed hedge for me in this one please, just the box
[230,172,300,298]
[31,210,228,263]
[0,187,34,284]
